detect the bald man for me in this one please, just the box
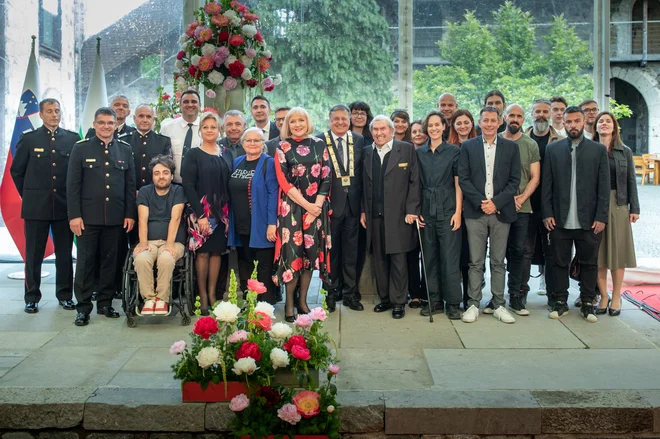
[437,93,457,140]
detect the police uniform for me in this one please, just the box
[66,136,136,315]
[10,125,79,307]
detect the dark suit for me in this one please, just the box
[218,137,245,164]
[322,130,363,299]
[458,135,520,308]
[262,121,279,140]
[362,140,420,305]
[542,136,610,303]
[10,125,79,304]
[266,137,280,158]
[125,130,172,189]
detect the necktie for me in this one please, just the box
[183,123,193,155]
[337,137,346,170]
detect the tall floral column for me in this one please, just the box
[174,0,282,116]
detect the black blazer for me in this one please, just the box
[362,140,420,254]
[218,137,245,166]
[542,137,610,229]
[86,124,136,139]
[124,130,172,189]
[265,137,279,158]
[268,121,280,140]
[321,130,364,218]
[458,135,521,224]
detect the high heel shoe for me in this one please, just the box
[608,307,621,316]
[285,314,296,323]
[595,299,610,315]
[296,303,311,315]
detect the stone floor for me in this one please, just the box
[0,261,659,395]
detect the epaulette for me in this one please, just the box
[76,138,90,144]
[117,138,131,146]
[61,128,78,136]
[118,132,130,139]
[21,129,38,137]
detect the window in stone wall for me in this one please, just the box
[39,0,62,59]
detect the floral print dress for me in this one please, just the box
[273,137,332,285]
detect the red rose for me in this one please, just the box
[291,257,303,271]
[192,316,219,340]
[218,31,230,43]
[236,341,262,361]
[255,31,264,43]
[256,386,281,407]
[176,50,185,60]
[291,345,311,361]
[293,231,303,246]
[305,182,318,197]
[264,84,275,92]
[194,39,203,46]
[251,311,272,331]
[229,34,245,47]
[246,79,258,88]
[247,279,267,294]
[188,65,201,78]
[228,60,245,77]
[161,94,171,101]
[283,335,307,352]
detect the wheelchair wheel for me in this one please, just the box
[186,253,196,316]
[126,315,137,328]
[181,313,191,326]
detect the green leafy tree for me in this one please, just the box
[413,1,594,122]
[255,0,394,129]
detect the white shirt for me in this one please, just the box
[584,129,593,140]
[555,126,567,137]
[373,139,393,163]
[331,131,348,169]
[257,122,270,140]
[483,136,497,200]
[160,116,200,182]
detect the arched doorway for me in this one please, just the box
[612,78,648,154]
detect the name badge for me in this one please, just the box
[33,148,44,152]
[398,163,408,167]
[341,176,351,186]
[86,159,96,163]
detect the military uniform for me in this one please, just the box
[67,136,137,315]
[85,124,136,140]
[10,125,79,305]
[124,130,172,189]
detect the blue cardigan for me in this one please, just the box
[227,153,279,249]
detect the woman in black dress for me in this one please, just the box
[273,107,332,321]
[349,101,374,146]
[181,112,230,315]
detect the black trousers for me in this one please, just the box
[506,213,530,298]
[407,246,424,301]
[24,219,73,303]
[422,217,462,305]
[521,212,556,299]
[551,227,602,303]
[237,234,276,304]
[370,217,407,305]
[326,203,360,300]
[74,225,123,314]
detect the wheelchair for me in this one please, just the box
[121,244,195,327]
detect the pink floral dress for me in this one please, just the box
[273,137,332,284]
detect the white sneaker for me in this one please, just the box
[141,299,156,315]
[493,306,516,324]
[537,275,547,296]
[462,305,479,323]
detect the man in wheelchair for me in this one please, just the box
[134,155,187,315]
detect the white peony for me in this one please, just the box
[273,74,282,86]
[223,10,241,26]
[224,55,237,67]
[208,70,225,85]
[176,76,188,90]
[254,301,275,318]
[201,43,217,57]
[196,347,221,369]
[213,301,241,323]
[240,55,253,68]
[241,69,252,81]
[270,348,290,369]
[268,322,293,340]
[264,50,272,59]
[175,60,184,70]
[242,24,258,38]
[232,357,258,375]
[191,55,201,66]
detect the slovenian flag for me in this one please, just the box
[0,37,55,261]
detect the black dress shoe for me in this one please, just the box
[392,305,405,319]
[373,302,393,313]
[420,302,444,316]
[113,291,123,300]
[97,306,120,318]
[446,304,462,320]
[344,298,364,311]
[58,300,76,310]
[24,302,39,314]
[74,312,89,326]
[608,307,621,316]
[326,296,337,313]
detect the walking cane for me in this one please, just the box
[415,219,434,323]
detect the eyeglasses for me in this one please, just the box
[243,139,264,144]
[351,111,367,117]
[275,117,285,123]
[583,108,599,114]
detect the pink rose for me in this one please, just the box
[296,145,310,156]
[278,403,301,425]
[229,394,250,412]
[224,77,237,90]
[169,340,186,355]
[305,182,318,197]
[304,234,314,249]
[280,201,291,217]
[281,227,290,243]
[262,76,274,90]
[296,164,307,177]
[197,27,213,43]
[211,14,230,27]
[309,307,327,322]
[277,149,286,164]
[213,47,229,66]
[294,314,313,328]
[227,329,249,344]
[291,345,311,361]
[204,2,222,15]
[205,89,216,99]
[229,34,245,47]
[321,165,331,179]
[310,163,321,178]
[247,279,267,294]
[280,141,291,153]
[246,48,257,58]
[243,12,260,21]
[293,231,303,246]
[282,269,294,283]
[328,364,340,375]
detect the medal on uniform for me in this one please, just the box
[341,176,350,186]
[325,131,354,187]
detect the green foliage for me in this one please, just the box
[141,54,161,80]
[414,1,594,122]
[610,99,633,119]
[256,0,394,129]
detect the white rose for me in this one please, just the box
[208,70,225,85]
[242,24,257,38]
[213,301,241,323]
[191,55,201,67]
[268,322,292,340]
[196,347,221,369]
[223,10,241,26]
[241,69,252,81]
[201,43,217,57]
[232,357,258,375]
[273,74,282,86]
[270,348,290,369]
[264,50,272,59]
[175,60,184,70]
[224,55,237,67]
[176,76,188,90]
[240,55,252,68]
[254,301,275,318]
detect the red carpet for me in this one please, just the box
[623,286,660,322]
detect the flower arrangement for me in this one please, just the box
[152,86,181,132]
[175,0,282,99]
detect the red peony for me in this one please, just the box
[229,34,245,47]
[176,50,185,60]
[283,335,307,352]
[291,345,311,361]
[247,279,267,294]
[192,316,219,340]
[293,231,303,246]
[194,40,203,46]
[228,60,245,77]
[218,31,230,43]
[246,79,258,88]
[251,311,272,331]
[291,257,303,271]
[236,341,262,361]
[188,65,201,78]
[256,386,281,407]
[254,31,264,43]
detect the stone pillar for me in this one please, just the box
[184,0,202,26]
[593,0,611,109]
[398,0,413,115]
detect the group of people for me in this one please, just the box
[10,88,639,327]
